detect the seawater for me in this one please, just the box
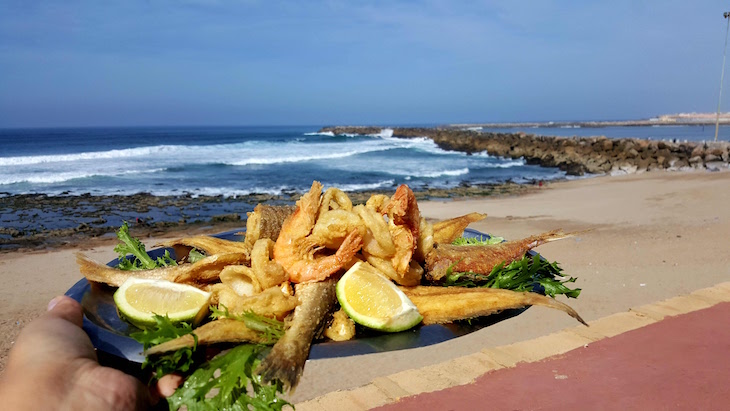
[0,126,563,197]
[2,124,723,198]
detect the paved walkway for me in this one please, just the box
[296,282,730,410]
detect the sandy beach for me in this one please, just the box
[1,169,729,402]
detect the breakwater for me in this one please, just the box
[320,127,730,176]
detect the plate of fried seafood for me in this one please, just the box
[66,181,586,406]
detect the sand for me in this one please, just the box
[1,170,729,401]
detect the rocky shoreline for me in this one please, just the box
[0,183,536,252]
[8,125,728,252]
[320,126,730,176]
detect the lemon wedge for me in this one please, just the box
[336,261,422,332]
[113,278,211,328]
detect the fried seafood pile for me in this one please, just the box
[76,181,586,390]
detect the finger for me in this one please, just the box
[10,296,95,365]
[46,295,84,328]
[156,373,185,398]
[72,365,155,411]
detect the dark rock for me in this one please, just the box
[563,163,587,176]
[211,213,241,223]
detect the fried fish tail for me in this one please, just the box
[400,286,587,326]
[154,235,251,261]
[256,279,337,391]
[76,253,176,287]
[145,319,270,355]
[432,212,487,244]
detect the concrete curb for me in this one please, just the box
[294,281,730,410]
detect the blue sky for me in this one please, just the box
[1,1,729,127]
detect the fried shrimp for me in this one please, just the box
[274,181,363,283]
[384,184,421,278]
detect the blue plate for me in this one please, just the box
[65,228,529,363]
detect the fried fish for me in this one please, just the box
[154,235,251,262]
[145,318,270,355]
[432,212,487,244]
[400,285,587,326]
[256,278,337,391]
[76,252,249,288]
[242,204,296,251]
[425,229,575,281]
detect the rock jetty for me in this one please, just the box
[320,127,730,176]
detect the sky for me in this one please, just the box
[1,0,730,127]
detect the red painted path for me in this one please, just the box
[376,302,730,411]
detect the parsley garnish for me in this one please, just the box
[187,248,206,263]
[445,236,581,298]
[167,344,293,411]
[129,315,199,378]
[210,306,286,344]
[451,235,504,245]
[114,221,177,270]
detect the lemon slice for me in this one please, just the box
[336,261,422,332]
[113,277,211,328]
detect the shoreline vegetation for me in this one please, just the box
[4,121,730,252]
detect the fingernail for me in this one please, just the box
[47,296,64,311]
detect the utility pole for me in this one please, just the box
[714,12,730,142]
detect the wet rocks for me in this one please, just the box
[321,127,730,176]
[0,182,537,252]
[211,213,241,223]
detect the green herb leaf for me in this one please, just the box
[444,239,581,298]
[210,305,285,344]
[187,248,206,263]
[130,314,194,350]
[114,221,177,270]
[130,315,199,378]
[167,344,292,411]
[451,235,504,245]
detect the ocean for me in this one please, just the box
[0,124,724,246]
[0,126,566,197]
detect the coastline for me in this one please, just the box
[2,169,729,397]
[320,126,730,176]
[1,183,539,252]
[5,124,730,252]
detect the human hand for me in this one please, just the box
[0,296,153,410]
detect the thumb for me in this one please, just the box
[47,295,84,328]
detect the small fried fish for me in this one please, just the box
[145,318,270,355]
[400,285,587,326]
[426,229,574,281]
[243,204,296,251]
[76,252,249,288]
[256,279,337,391]
[155,235,251,262]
